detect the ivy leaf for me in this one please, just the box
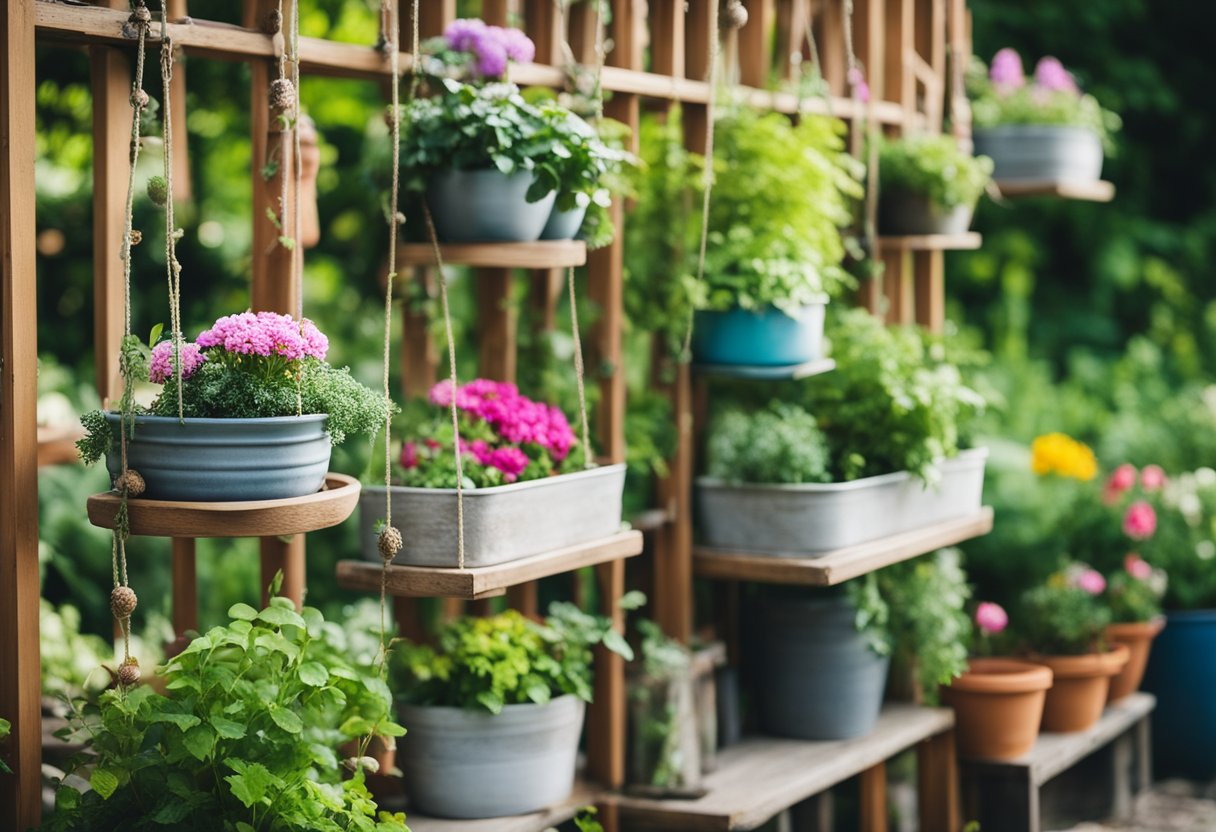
[269,706,303,734]
[228,603,258,621]
[476,690,504,715]
[148,322,163,348]
[90,767,120,800]
[601,628,634,662]
[183,724,216,761]
[298,662,328,687]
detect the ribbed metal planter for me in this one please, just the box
[879,191,975,236]
[397,696,585,819]
[691,303,827,367]
[540,203,588,240]
[972,125,1103,182]
[359,463,626,567]
[697,448,987,555]
[103,413,331,502]
[427,169,556,242]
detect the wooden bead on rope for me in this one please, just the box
[146,175,168,207]
[269,78,296,113]
[117,658,141,687]
[377,526,403,563]
[720,0,748,30]
[114,468,146,497]
[111,585,138,620]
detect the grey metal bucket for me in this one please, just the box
[879,190,975,236]
[540,202,588,240]
[754,594,890,740]
[397,696,585,819]
[103,413,331,501]
[427,169,557,242]
[696,447,987,555]
[972,125,1103,182]
[359,463,626,567]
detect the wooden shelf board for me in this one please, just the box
[86,474,361,538]
[995,179,1115,203]
[694,508,994,586]
[878,232,982,252]
[405,778,600,832]
[614,705,955,831]
[693,359,836,381]
[396,241,587,269]
[37,424,83,467]
[963,692,1155,787]
[336,529,644,599]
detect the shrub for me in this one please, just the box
[704,402,831,485]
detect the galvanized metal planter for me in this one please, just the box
[696,447,988,555]
[691,303,827,367]
[103,413,331,502]
[427,169,556,242]
[359,463,627,567]
[879,190,975,236]
[972,125,1103,182]
[397,695,585,819]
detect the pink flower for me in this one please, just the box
[1033,56,1078,94]
[1124,553,1152,581]
[1107,463,1138,493]
[1123,500,1157,540]
[975,602,1008,635]
[847,67,870,104]
[400,441,419,469]
[499,27,535,64]
[1141,464,1167,491]
[1074,568,1106,596]
[149,340,206,384]
[989,48,1025,91]
[194,311,327,362]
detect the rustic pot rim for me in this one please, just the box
[1029,643,1130,679]
[1106,617,1166,639]
[947,658,1053,694]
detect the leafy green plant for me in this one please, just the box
[704,402,831,484]
[0,716,11,774]
[41,600,112,701]
[629,619,693,788]
[41,596,407,832]
[1107,565,1165,623]
[847,575,892,658]
[1019,567,1112,655]
[879,134,993,210]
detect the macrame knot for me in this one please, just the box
[269,78,297,113]
[720,0,749,29]
[111,585,138,620]
[377,526,403,563]
[115,468,146,497]
[146,175,169,207]
[132,5,152,24]
[117,658,141,688]
[130,88,150,111]
[128,229,143,247]
[266,8,283,34]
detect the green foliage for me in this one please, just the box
[41,596,406,832]
[878,134,993,210]
[1019,577,1111,656]
[704,402,831,484]
[76,409,111,466]
[41,601,111,700]
[1107,570,1164,624]
[629,619,693,788]
[0,716,10,774]
[393,603,635,715]
[847,575,893,658]
[1136,470,1216,610]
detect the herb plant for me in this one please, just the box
[629,619,694,788]
[847,574,893,658]
[879,134,993,210]
[1019,565,1112,656]
[705,402,831,484]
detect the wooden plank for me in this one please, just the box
[0,2,42,827]
[650,0,686,78]
[336,530,645,599]
[397,241,586,269]
[882,250,913,325]
[883,0,913,119]
[994,179,1115,202]
[917,728,961,832]
[654,362,694,643]
[523,0,563,66]
[476,269,516,382]
[166,0,192,199]
[815,0,847,96]
[855,0,885,101]
[406,777,600,832]
[587,557,627,788]
[738,0,776,89]
[400,268,438,399]
[877,232,981,251]
[171,538,198,635]
[614,706,955,831]
[913,249,945,333]
[858,762,888,832]
[693,507,994,586]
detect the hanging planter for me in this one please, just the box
[426,168,556,243]
[691,303,826,367]
[942,659,1053,759]
[541,200,589,241]
[877,135,993,236]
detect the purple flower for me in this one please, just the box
[149,340,206,384]
[1033,56,1077,94]
[444,18,487,52]
[989,48,1025,91]
[499,27,535,64]
[441,18,534,79]
[847,68,870,104]
[474,37,508,78]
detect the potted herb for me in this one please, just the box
[1020,565,1129,733]
[392,603,635,819]
[1105,554,1167,702]
[358,379,625,567]
[75,313,388,502]
[627,620,701,793]
[878,134,993,235]
[968,49,1120,183]
[40,596,407,831]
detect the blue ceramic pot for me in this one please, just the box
[427,169,556,243]
[691,304,826,367]
[540,202,587,241]
[1142,609,1216,778]
[103,413,331,502]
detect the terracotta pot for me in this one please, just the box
[941,658,1053,759]
[1034,644,1130,733]
[1106,617,1166,702]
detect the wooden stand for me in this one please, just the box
[994,180,1115,203]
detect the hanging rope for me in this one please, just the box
[567,267,592,469]
[841,0,879,258]
[160,12,185,422]
[799,7,833,118]
[291,0,303,321]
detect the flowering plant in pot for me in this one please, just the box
[1105,554,1167,702]
[877,134,993,235]
[359,379,626,567]
[967,48,1120,182]
[390,601,637,819]
[76,313,388,502]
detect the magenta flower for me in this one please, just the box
[1108,463,1137,493]
[1124,553,1153,581]
[474,37,508,78]
[847,67,870,104]
[1140,464,1167,491]
[975,602,1008,635]
[400,441,419,470]
[989,48,1025,91]
[444,18,487,52]
[499,27,536,64]
[149,340,206,384]
[1033,56,1078,94]
[1074,568,1106,596]
[195,311,327,362]
[1123,500,1157,540]
[442,19,534,79]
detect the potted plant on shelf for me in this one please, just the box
[877,134,993,235]
[391,602,636,819]
[626,620,702,794]
[1020,564,1129,733]
[941,600,1054,760]
[75,313,389,502]
[967,48,1120,183]
[1105,554,1167,702]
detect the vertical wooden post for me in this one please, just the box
[859,761,889,832]
[913,250,945,333]
[166,0,192,200]
[0,2,41,828]
[883,0,914,122]
[918,729,960,831]
[816,0,847,95]
[476,272,517,382]
[524,0,564,65]
[171,539,198,635]
[738,0,776,88]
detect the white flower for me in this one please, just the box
[1197,467,1216,487]
[1181,493,1203,524]
[1197,540,1216,561]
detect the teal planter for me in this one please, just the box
[691,304,826,367]
[1142,609,1216,778]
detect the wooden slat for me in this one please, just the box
[397,241,587,269]
[36,423,84,467]
[917,728,961,831]
[171,538,198,635]
[994,179,1116,202]
[738,0,776,89]
[655,362,694,643]
[650,0,686,78]
[693,507,994,586]
[588,557,627,789]
[400,268,438,399]
[523,0,563,65]
[613,706,955,831]
[406,777,600,832]
[913,249,945,333]
[0,2,42,827]
[877,232,981,251]
[336,530,644,599]
[476,269,516,382]
[858,762,889,832]
[883,249,914,325]
[815,0,847,96]
[166,0,192,199]
[883,0,914,119]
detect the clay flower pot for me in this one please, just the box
[1035,644,1130,733]
[941,658,1053,759]
[1106,617,1166,703]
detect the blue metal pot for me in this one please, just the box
[1143,609,1216,778]
[691,303,826,367]
[103,413,331,502]
[427,169,556,243]
[540,202,587,241]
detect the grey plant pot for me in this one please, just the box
[754,594,890,741]
[972,125,1103,182]
[427,169,557,243]
[397,696,585,819]
[696,447,987,555]
[879,190,975,236]
[103,413,331,502]
[359,463,626,567]
[540,202,588,241]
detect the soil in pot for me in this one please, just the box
[1106,617,1166,703]
[878,191,975,236]
[1034,644,1129,733]
[691,304,826,367]
[940,658,1053,759]
[427,169,556,243]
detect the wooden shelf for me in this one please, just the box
[693,359,835,381]
[404,778,600,832]
[86,473,361,538]
[396,241,587,269]
[614,705,955,831]
[37,424,83,467]
[336,529,644,600]
[878,233,982,252]
[994,179,1115,203]
[693,508,994,586]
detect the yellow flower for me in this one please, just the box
[1030,433,1098,481]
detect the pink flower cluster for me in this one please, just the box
[974,601,1008,635]
[1124,553,1152,581]
[1123,500,1157,540]
[463,439,530,482]
[1104,462,1166,503]
[149,340,206,384]
[430,379,576,461]
[847,67,870,104]
[195,311,328,362]
[989,48,1080,96]
[1069,565,1106,596]
[444,19,535,78]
